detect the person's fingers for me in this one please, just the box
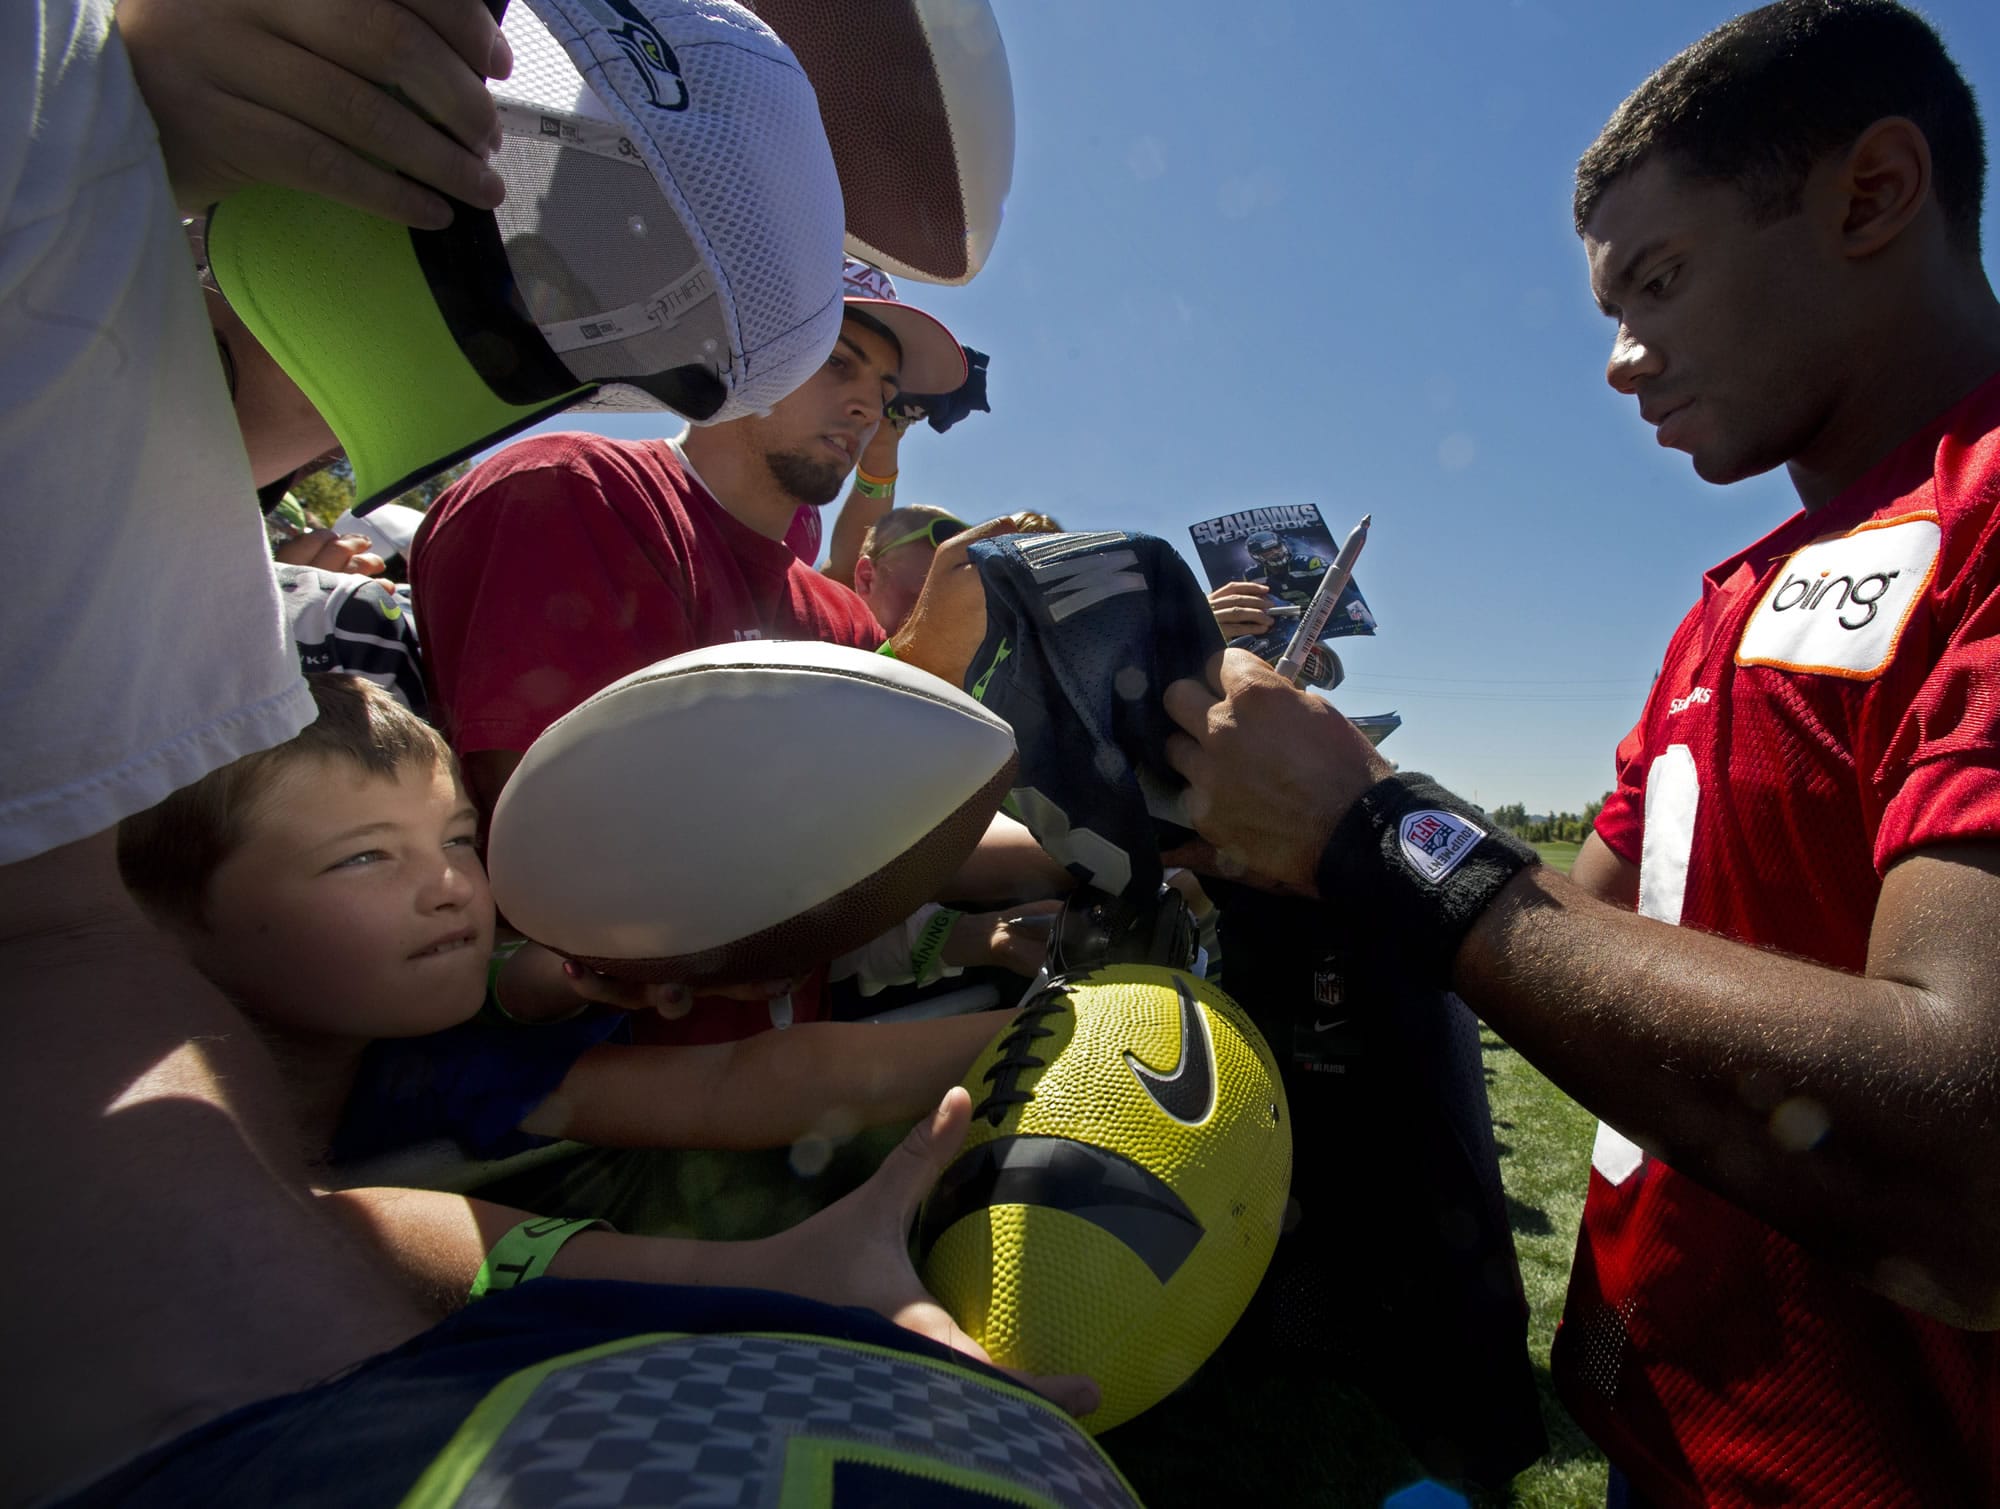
[239,42,504,211]
[879,1087,972,1228]
[384,0,514,83]
[560,960,668,1009]
[1217,645,1290,696]
[280,0,507,157]
[898,1300,1100,1418]
[1000,1367,1101,1419]
[197,91,458,226]
[1159,838,1222,873]
[1162,676,1222,738]
[930,514,1018,569]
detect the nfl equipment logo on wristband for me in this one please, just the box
[1399,810,1486,883]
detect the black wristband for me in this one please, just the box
[1312,773,1539,988]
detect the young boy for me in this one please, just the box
[117,672,1022,1171]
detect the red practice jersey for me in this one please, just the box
[1554,375,2000,1506]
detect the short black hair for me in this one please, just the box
[1575,0,1987,256]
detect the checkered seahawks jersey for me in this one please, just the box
[1555,374,2000,1508]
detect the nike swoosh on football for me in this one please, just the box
[1124,975,1216,1125]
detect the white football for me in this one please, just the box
[486,641,1018,984]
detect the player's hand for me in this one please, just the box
[558,962,802,1022]
[272,528,386,576]
[118,0,511,227]
[1163,648,1393,892]
[1207,580,1277,636]
[944,901,1061,978]
[888,516,1018,687]
[755,1088,1101,1418]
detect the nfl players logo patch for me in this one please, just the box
[1399,810,1484,883]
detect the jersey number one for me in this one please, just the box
[1592,744,1699,1186]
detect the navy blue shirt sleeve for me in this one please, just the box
[330,1002,631,1166]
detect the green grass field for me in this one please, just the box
[1089,840,1606,1506]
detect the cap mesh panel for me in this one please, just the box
[492,132,733,388]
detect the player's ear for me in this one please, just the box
[853,554,877,595]
[1833,116,1931,260]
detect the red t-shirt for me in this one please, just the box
[1555,375,2000,1507]
[414,432,886,1044]
[416,432,882,754]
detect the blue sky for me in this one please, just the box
[542,0,2000,813]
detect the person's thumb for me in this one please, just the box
[879,1086,973,1228]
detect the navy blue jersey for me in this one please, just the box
[965,531,1221,904]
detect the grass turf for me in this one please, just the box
[1100,1032,1607,1508]
[1099,841,1607,1506]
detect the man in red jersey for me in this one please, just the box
[413,279,992,1038]
[415,278,967,825]
[1163,2,2000,1503]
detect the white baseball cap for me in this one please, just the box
[208,0,844,512]
[840,258,967,396]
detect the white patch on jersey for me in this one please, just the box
[1593,744,1701,1187]
[1735,512,1940,680]
[1592,1120,1646,1187]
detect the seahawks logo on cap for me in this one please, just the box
[596,0,689,112]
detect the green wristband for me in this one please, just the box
[876,639,898,658]
[908,907,963,985]
[468,1215,606,1302]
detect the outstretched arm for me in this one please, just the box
[324,1089,1098,1415]
[822,417,908,586]
[1166,649,2000,1329]
[119,0,511,227]
[517,1010,1010,1149]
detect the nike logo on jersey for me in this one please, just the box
[1736,512,1939,680]
[1124,975,1216,1125]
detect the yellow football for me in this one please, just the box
[917,965,1291,1433]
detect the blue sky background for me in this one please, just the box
[536,0,2000,813]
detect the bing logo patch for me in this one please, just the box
[1737,512,1939,680]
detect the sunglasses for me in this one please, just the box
[874,515,969,556]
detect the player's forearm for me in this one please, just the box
[1454,866,2000,1327]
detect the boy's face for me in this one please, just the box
[188,757,495,1041]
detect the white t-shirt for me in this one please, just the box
[0,0,312,863]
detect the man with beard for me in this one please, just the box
[414,262,968,826]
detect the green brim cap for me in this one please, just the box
[208,185,590,511]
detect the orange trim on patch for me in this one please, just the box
[1734,509,1939,681]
